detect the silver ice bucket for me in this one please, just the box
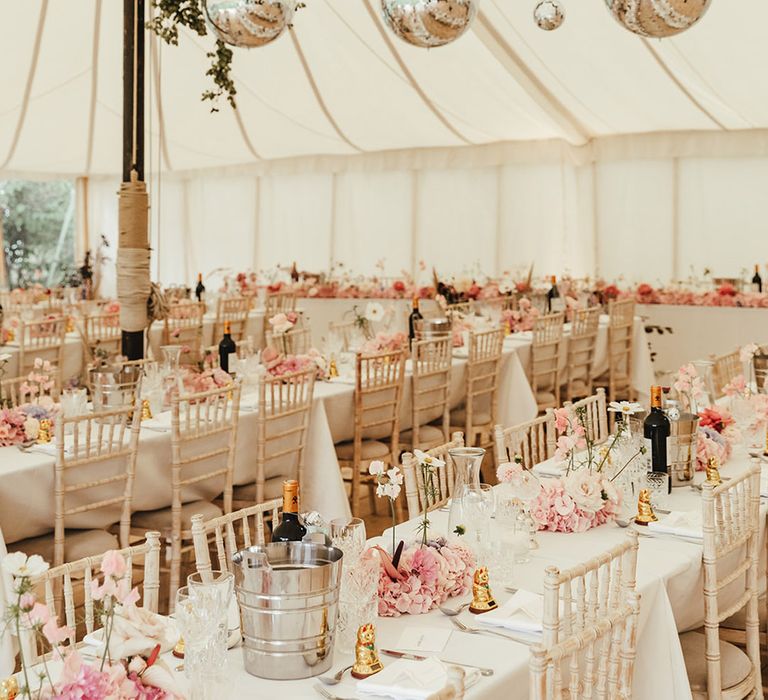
[753,352,768,394]
[414,317,452,340]
[232,541,343,680]
[631,412,699,487]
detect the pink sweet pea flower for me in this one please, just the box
[42,617,72,645]
[100,550,127,578]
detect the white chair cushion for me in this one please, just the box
[399,425,445,450]
[132,500,222,536]
[450,408,491,427]
[16,529,119,567]
[679,631,753,693]
[335,440,390,461]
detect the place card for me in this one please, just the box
[395,626,451,653]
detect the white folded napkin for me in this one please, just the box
[328,375,356,385]
[140,412,172,432]
[477,589,544,635]
[533,458,564,478]
[83,606,179,659]
[646,510,703,540]
[357,657,479,700]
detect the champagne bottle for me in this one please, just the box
[408,296,422,341]
[644,385,671,494]
[218,321,236,374]
[272,480,307,542]
[752,264,762,293]
[195,272,206,302]
[547,275,564,313]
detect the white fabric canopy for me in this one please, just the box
[3,1,768,287]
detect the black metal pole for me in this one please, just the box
[121,0,146,360]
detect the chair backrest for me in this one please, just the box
[565,306,601,397]
[20,532,161,663]
[265,327,312,356]
[353,349,407,458]
[698,463,761,697]
[711,350,741,397]
[528,290,550,315]
[607,299,635,383]
[401,432,464,518]
[410,336,452,449]
[328,320,357,352]
[531,312,565,404]
[0,367,62,408]
[264,290,297,319]
[163,301,206,364]
[493,412,556,469]
[18,316,67,377]
[446,301,472,319]
[191,500,283,576]
[252,368,316,504]
[81,312,122,362]
[530,532,640,700]
[564,388,609,445]
[53,399,143,568]
[214,295,251,342]
[460,328,505,433]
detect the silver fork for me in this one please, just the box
[450,616,534,645]
[314,684,357,700]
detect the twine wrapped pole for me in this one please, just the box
[118,0,149,360]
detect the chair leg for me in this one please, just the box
[367,479,377,516]
[168,535,181,614]
[350,462,360,518]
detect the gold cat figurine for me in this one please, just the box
[705,456,722,486]
[469,566,498,614]
[351,623,383,679]
[634,489,657,526]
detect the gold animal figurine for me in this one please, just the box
[351,623,384,679]
[328,355,339,379]
[141,399,153,421]
[37,419,52,445]
[172,637,185,659]
[0,676,18,700]
[705,456,722,486]
[469,566,498,614]
[634,489,657,526]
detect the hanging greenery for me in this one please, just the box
[147,0,237,110]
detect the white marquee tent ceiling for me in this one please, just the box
[1,0,766,177]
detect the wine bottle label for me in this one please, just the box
[550,297,565,313]
[644,436,670,471]
[227,351,236,370]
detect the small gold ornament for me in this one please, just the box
[0,676,18,700]
[328,356,339,379]
[141,399,153,421]
[65,316,75,333]
[37,419,52,445]
[469,566,498,614]
[5,329,14,343]
[351,623,384,679]
[705,456,722,486]
[172,637,185,659]
[634,489,657,526]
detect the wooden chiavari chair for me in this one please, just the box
[263,290,297,339]
[335,349,407,517]
[328,320,357,352]
[564,388,609,445]
[529,532,640,700]
[132,381,242,609]
[400,336,452,452]
[213,295,251,343]
[18,531,161,664]
[530,312,565,413]
[265,327,312,355]
[450,328,505,449]
[598,299,636,403]
[711,350,742,398]
[563,306,601,401]
[190,500,283,577]
[17,316,67,379]
[679,463,761,700]
[13,400,143,569]
[493,412,556,469]
[163,301,206,365]
[400,432,464,519]
[232,367,315,507]
[446,301,472,321]
[0,366,61,408]
[81,311,122,365]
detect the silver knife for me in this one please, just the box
[380,649,494,676]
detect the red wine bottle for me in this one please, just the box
[408,296,422,341]
[644,385,671,493]
[752,265,762,293]
[272,480,307,542]
[195,272,206,302]
[547,275,564,313]
[218,321,236,373]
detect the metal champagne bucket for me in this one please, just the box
[667,412,700,486]
[414,317,452,340]
[232,541,343,680]
[753,353,768,394]
[89,365,141,412]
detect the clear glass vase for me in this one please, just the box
[447,447,485,538]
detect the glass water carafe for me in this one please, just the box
[447,447,485,537]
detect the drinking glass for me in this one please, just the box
[330,517,367,565]
[335,553,379,655]
[457,483,494,555]
[644,471,671,511]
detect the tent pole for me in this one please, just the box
[118,0,149,360]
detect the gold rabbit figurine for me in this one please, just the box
[469,566,498,614]
[36,419,52,445]
[705,456,722,486]
[141,399,153,421]
[634,489,657,526]
[351,623,384,679]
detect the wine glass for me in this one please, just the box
[330,517,367,565]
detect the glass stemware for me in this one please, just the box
[330,517,367,565]
[447,447,484,536]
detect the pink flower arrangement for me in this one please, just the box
[360,332,408,353]
[723,374,748,397]
[502,297,541,333]
[697,406,735,435]
[673,363,707,411]
[262,346,326,378]
[376,538,475,617]
[180,366,232,394]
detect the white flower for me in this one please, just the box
[364,302,385,323]
[387,467,403,486]
[269,313,294,335]
[413,449,445,469]
[564,471,604,514]
[376,482,401,500]
[2,552,49,578]
[23,417,40,440]
[368,460,386,476]
[740,343,760,363]
[608,401,644,416]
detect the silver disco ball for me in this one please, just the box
[380,0,479,48]
[533,0,564,30]
[205,0,296,48]
[605,0,712,38]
